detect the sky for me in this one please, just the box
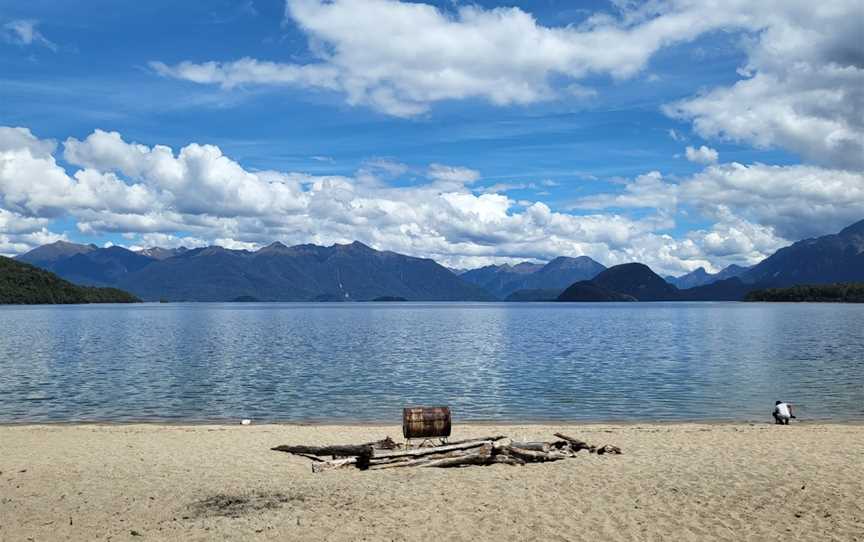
[0,0,862,275]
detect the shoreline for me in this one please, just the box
[2,417,864,427]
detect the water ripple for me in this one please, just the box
[0,302,862,423]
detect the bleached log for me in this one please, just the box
[505,446,569,462]
[372,440,491,460]
[371,444,493,470]
[420,445,492,468]
[509,441,551,452]
[311,457,357,473]
[370,447,483,468]
[445,435,507,445]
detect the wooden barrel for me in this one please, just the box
[402,406,452,439]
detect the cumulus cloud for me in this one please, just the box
[684,211,788,269]
[570,160,864,244]
[2,20,57,51]
[665,1,864,169]
[681,162,864,240]
[0,208,64,256]
[685,145,718,165]
[147,0,764,116]
[571,171,678,212]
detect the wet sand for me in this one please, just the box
[1,422,862,541]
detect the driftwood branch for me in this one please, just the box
[311,457,357,473]
[445,435,507,445]
[505,446,569,463]
[371,444,494,469]
[553,433,593,452]
[509,441,551,452]
[271,444,373,457]
[371,440,491,460]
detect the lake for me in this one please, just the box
[0,302,862,423]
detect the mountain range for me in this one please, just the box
[460,256,605,299]
[664,264,749,289]
[12,218,864,303]
[17,241,494,302]
[560,219,864,301]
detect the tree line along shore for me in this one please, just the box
[744,283,864,303]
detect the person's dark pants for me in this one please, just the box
[773,413,790,425]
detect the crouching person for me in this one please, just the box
[773,400,795,425]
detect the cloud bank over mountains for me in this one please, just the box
[2,124,861,274]
[1,0,862,275]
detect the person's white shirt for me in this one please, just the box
[775,402,791,418]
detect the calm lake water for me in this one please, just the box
[1,302,862,423]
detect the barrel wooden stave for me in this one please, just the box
[402,406,452,439]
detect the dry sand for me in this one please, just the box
[1,422,862,541]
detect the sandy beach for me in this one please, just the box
[1,422,862,541]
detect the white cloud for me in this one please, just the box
[478,182,536,194]
[667,128,685,142]
[685,145,719,165]
[147,0,769,116]
[2,20,57,51]
[571,171,678,211]
[684,211,788,269]
[665,1,864,169]
[427,163,481,186]
[0,208,64,257]
[681,162,864,240]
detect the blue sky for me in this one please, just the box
[0,0,861,274]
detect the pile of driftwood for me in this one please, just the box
[272,433,621,472]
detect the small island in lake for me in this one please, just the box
[745,283,864,303]
[0,256,140,305]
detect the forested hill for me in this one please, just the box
[0,256,140,305]
[744,284,864,303]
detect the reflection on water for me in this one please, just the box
[0,302,862,422]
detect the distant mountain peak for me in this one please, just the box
[137,246,188,260]
[343,240,373,250]
[16,240,98,265]
[257,241,289,253]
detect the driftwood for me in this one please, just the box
[445,435,507,445]
[272,431,620,472]
[371,440,491,460]
[311,457,357,473]
[553,433,594,452]
[505,446,569,463]
[509,441,551,452]
[596,444,623,455]
[371,444,493,470]
[271,444,373,457]
[489,454,526,466]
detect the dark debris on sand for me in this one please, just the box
[188,491,307,519]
